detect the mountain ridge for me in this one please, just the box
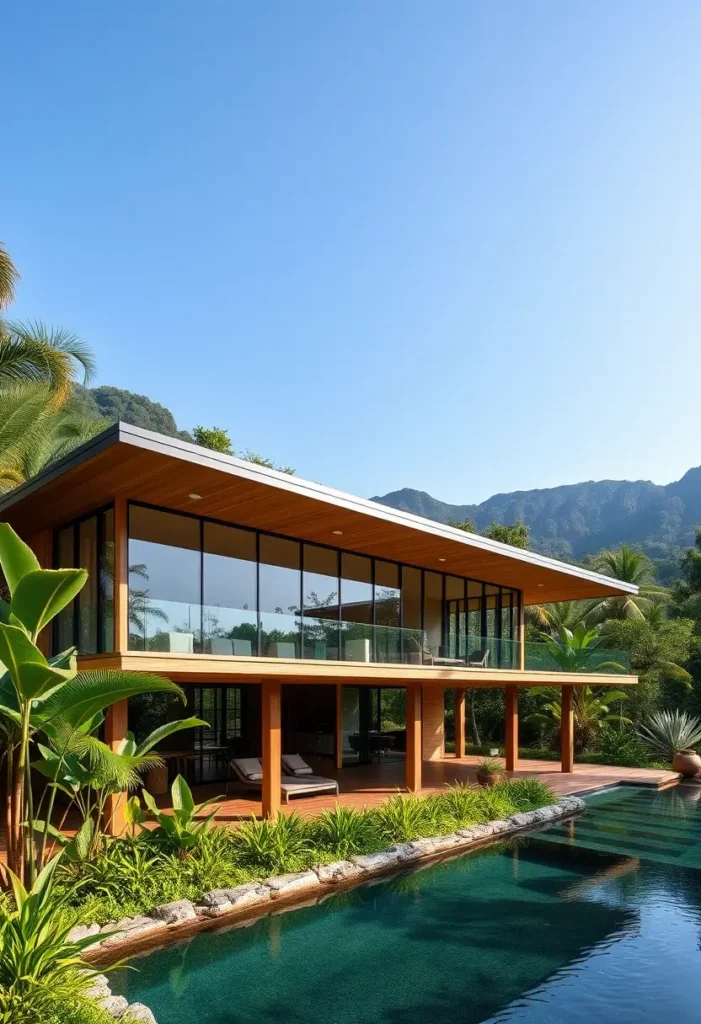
[372,469,701,579]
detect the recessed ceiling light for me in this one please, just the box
[332,530,343,535]
[188,493,202,500]
[438,557,446,562]
[537,583,544,587]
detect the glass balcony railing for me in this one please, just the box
[129,606,630,674]
[524,641,630,674]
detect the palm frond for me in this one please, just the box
[0,242,20,310]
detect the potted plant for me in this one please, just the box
[476,758,505,787]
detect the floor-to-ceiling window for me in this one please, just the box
[117,501,522,667]
[203,523,258,655]
[128,506,202,652]
[53,507,114,655]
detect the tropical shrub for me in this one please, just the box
[235,812,313,875]
[137,775,222,857]
[0,855,104,1024]
[637,710,701,762]
[311,805,383,858]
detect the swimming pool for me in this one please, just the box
[113,786,701,1023]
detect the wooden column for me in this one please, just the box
[335,683,343,770]
[561,686,574,773]
[504,685,518,772]
[454,688,466,759]
[422,685,445,761]
[405,684,422,792]
[104,699,128,835]
[262,680,282,817]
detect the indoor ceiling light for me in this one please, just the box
[332,530,343,535]
[188,493,202,500]
[438,557,446,562]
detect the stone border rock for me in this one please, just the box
[73,796,584,977]
[79,970,157,1021]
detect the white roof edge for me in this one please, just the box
[116,422,639,597]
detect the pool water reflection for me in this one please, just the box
[112,787,701,1024]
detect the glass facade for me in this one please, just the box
[53,507,114,654]
[124,502,522,666]
[52,500,523,665]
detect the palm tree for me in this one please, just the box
[0,320,95,407]
[0,384,104,493]
[588,545,669,622]
[525,600,596,632]
[526,685,631,753]
[0,242,20,312]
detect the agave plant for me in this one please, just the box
[637,710,701,763]
[0,854,104,1023]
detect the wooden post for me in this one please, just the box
[405,684,422,792]
[104,699,128,835]
[421,685,445,760]
[335,683,343,771]
[454,688,466,759]
[505,685,518,772]
[113,498,129,652]
[262,680,282,817]
[561,686,574,773]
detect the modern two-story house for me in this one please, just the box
[0,423,638,827]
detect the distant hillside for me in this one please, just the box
[73,385,192,441]
[372,472,701,582]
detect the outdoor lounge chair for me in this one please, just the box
[229,757,339,802]
[467,648,490,668]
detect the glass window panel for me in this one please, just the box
[374,561,399,627]
[259,535,300,657]
[402,567,421,630]
[340,554,372,624]
[302,544,339,659]
[77,518,98,654]
[203,523,258,655]
[445,576,464,601]
[100,509,114,652]
[128,506,202,653]
[467,580,483,598]
[423,571,443,653]
[55,526,75,652]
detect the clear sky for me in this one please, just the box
[3,2,701,504]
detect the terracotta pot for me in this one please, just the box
[476,771,505,788]
[672,749,701,778]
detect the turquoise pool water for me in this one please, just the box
[113,786,701,1023]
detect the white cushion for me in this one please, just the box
[282,754,313,775]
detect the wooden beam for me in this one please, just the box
[335,683,343,770]
[561,686,574,773]
[262,680,282,817]
[405,684,422,792]
[454,688,466,759]
[505,685,518,772]
[113,498,129,652]
[104,699,128,836]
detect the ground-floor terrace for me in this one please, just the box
[76,657,659,828]
[157,755,680,821]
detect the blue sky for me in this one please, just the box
[3,2,701,504]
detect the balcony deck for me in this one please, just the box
[77,650,638,688]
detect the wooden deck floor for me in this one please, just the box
[162,754,680,822]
